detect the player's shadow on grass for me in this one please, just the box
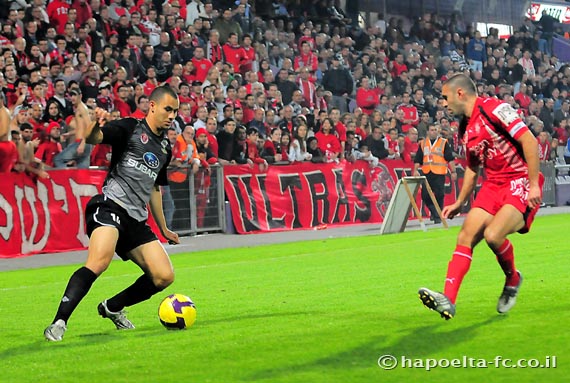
[0,332,120,360]
[249,315,505,381]
[197,311,317,327]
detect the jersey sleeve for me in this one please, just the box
[155,151,171,186]
[489,101,529,140]
[101,118,137,147]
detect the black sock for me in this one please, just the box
[106,274,162,312]
[53,267,98,324]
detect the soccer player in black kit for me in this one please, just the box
[44,86,181,341]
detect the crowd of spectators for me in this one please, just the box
[0,0,569,180]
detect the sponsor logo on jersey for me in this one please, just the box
[143,152,160,169]
[140,133,149,144]
[127,158,158,180]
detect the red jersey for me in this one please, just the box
[35,141,62,167]
[222,44,246,74]
[143,80,158,97]
[114,99,131,117]
[0,141,18,173]
[90,144,112,167]
[356,88,379,115]
[207,132,218,157]
[334,121,347,143]
[294,52,318,72]
[403,137,419,163]
[314,132,341,157]
[464,97,531,183]
[47,0,70,34]
[241,46,256,74]
[397,103,418,133]
[537,139,550,161]
[192,57,213,83]
[553,126,568,145]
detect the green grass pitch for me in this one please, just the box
[0,214,568,382]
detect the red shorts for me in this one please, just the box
[473,173,545,234]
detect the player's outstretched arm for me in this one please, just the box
[518,130,542,209]
[149,185,180,244]
[442,166,479,219]
[83,108,110,145]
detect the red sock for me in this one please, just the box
[443,245,473,304]
[494,239,520,287]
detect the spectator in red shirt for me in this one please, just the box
[397,92,419,133]
[143,67,159,97]
[315,118,342,162]
[35,122,63,168]
[222,32,246,75]
[131,95,149,119]
[47,0,70,35]
[294,41,318,73]
[390,53,408,78]
[192,46,213,83]
[402,127,419,163]
[356,77,379,115]
[114,84,132,117]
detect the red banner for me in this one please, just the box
[0,170,164,258]
[223,160,472,234]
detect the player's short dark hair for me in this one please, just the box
[444,73,477,95]
[149,86,178,103]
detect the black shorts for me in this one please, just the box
[85,194,158,260]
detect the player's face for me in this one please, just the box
[441,84,463,117]
[151,94,179,130]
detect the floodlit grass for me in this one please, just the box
[0,215,568,382]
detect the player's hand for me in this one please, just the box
[162,229,180,245]
[94,107,110,125]
[528,184,542,209]
[442,201,462,219]
[451,172,457,181]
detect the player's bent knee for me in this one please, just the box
[152,271,175,290]
[483,227,504,249]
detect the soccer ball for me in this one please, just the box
[158,294,197,330]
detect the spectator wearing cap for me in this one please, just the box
[96,81,113,112]
[321,54,353,114]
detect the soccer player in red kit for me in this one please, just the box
[419,74,543,320]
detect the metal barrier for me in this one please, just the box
[541,161,556,206]
[165,165,225,236]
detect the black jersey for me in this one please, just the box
[100,118,172,221]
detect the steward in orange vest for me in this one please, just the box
[413,124,457,223]
[168,126,201,183]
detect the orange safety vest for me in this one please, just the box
[420,137,448,175]
[168,134,199,183]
